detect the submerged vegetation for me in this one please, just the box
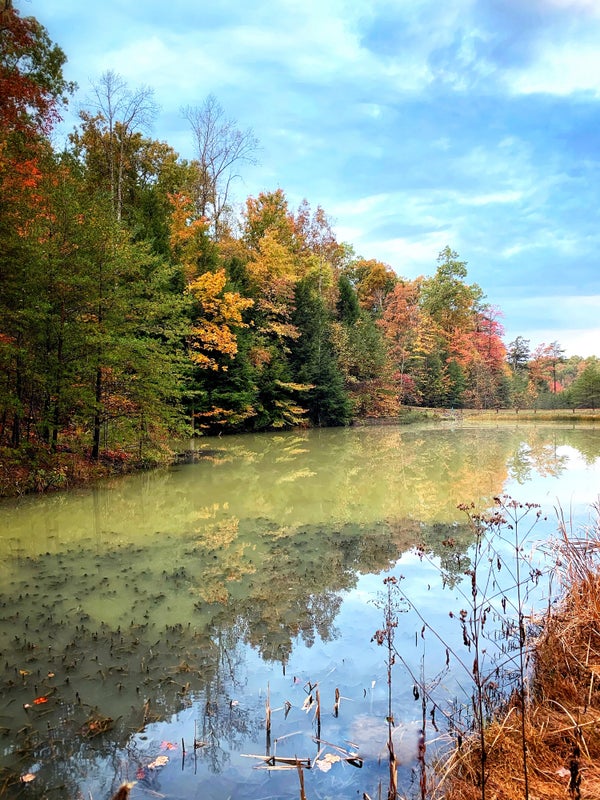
[2,4,600,496]
[0,503,469,798]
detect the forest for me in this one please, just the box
[2,4,600,476]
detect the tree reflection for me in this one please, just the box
[0,423,598,796]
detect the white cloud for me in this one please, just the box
[330,193,394,218]
[372,234,452,272]
[541,0,600,16]
[507,41,600,96]
[461,190,526,206]
[510,327,600,357]
[502,296,600,356]
[29,0,600,359]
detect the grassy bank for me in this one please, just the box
[440,506,600,800]
[0,444,173,498]
[459,408,600,423]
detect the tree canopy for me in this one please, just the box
[0,6,595,468]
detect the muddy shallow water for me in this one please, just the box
[0,423,599,799]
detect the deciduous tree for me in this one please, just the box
[182,94,258,238]
[187,268,253,371]
[421,247,483,337]
[347,258,397,314]
[71,70,158,221]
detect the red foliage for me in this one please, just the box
[0,5,69,137]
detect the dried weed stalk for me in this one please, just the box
[443,499,600,800]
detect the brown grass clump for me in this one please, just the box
[439,503,600,800]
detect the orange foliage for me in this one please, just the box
[380,280,426,360]
[448,311,506,373]
[167,192,210,281]
[0,140,49,238]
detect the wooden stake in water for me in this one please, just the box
[297,758,307,800]
[315,687,321,741]
[333,687,340,717]
[265,683,272,754]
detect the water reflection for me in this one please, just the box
[0,423,598,798]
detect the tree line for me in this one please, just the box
[1,5,599,464]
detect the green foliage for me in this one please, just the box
[421,246,484,334]
[290,277,351,426]
[0,4,75,139]
[570,361,600,409]
[507,336,531,372]
[253,350,310,430]
[1,9,598,483]
[447,359,467,408]
[0,150,189,456]
[191,327,259,433]
[415,351,448,408]
[336,273,360,324]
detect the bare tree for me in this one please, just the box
[182,95,259,237]
[87,70,159,220]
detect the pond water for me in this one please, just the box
[0,422,599,799]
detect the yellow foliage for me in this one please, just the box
[188,268,253,370]
[247,229,298,286]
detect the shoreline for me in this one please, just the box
[1,408,599,500]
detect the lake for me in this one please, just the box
[0,421,599,799]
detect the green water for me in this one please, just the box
[0,422,599,799]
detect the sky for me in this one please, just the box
[24,0,600,357]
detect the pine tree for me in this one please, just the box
[290,277,351,426]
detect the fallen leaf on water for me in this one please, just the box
[302,694,314,712]
[109,781,136,800]
[160,741,178,750]
[315,753,341,773]
[148,755,169,769]
[33,696,48,705]
[20,773,36,783]
[19,669,31,677]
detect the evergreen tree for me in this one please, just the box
[447,359,466,408]
[290,277,351,426]
[571,361,600,409]
[507,336,530,372]
[336,273,360,324]
[417,351,448,407]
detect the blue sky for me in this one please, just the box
[27,0,600,357]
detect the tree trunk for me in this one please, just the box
[91,366,102,460]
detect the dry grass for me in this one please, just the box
[460,408,600,424]
[438,503,600,800]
